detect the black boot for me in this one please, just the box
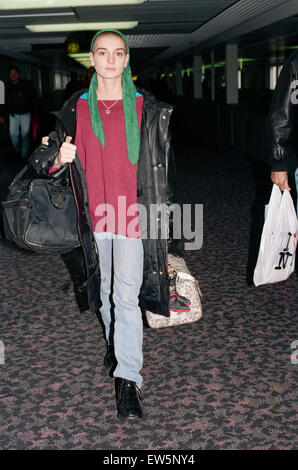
[115,378,143,420]
[104,344,117,368]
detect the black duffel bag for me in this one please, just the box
[1,164,80,254]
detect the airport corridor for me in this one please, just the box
[0,141,297,450]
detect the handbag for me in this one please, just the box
[253,184,298,286]
[0,163,80,254]
[145,253,203,328]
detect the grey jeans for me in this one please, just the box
[94,232,144,388]
[9,112,31,158]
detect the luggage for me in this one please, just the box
[0,164,80,254]
[145,253,203,328]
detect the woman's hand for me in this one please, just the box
[271,171,291,191]
[52,136,76,170]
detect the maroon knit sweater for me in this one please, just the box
[50,93,143,238]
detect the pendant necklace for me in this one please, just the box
[101,99,119,114]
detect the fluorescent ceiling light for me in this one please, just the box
[69,53,91,59]
[68,53,92,69]
[0,13,75,18]
[26,21,138,33]
[0,0,145,8]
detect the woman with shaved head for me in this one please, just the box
[29,29,177,420]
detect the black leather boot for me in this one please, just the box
[104,344,117,368]
[115,378,143,420]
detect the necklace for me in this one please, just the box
[101,99,119,114]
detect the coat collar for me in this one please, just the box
[56,86,173,137]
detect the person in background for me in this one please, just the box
[62,71,81,103]
[86,66,95,86]
[267,50,298,210]
[0,65,38,158]
[79,66,95,89]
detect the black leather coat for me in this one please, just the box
[28,88,178,317]
[267,50,298,174]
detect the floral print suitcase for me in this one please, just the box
[145,253,203,328]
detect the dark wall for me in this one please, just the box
[172,97,269,163]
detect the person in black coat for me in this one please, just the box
[267,50,298,201]
[28,29,179,420]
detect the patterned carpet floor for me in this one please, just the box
[0,141,297,450]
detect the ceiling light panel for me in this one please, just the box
[26,21,138,32]
[68,53,91,69]
[0,0,145,8]
[69,53,91,60]
[0,12,75,18]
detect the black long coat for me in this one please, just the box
[267,50,298,174]
[28,88,178,317]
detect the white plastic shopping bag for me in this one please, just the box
[253,184,298,286]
